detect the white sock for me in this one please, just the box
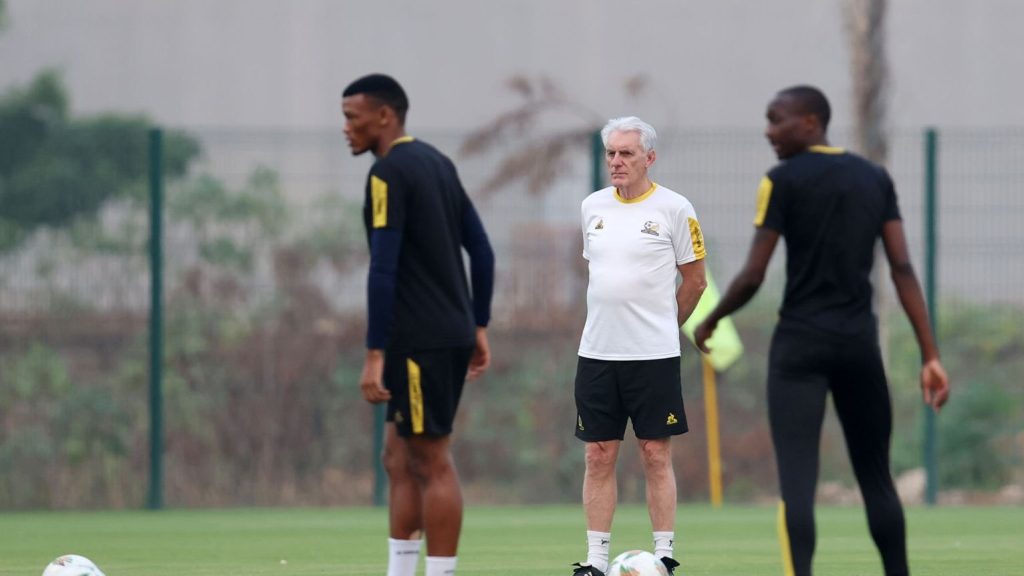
[387,538,422,576]
[425,555,457,576]
[586,530,612,572]
[653,531,675,560]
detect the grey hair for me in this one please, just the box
[601,116,657,152]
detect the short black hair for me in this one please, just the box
[778,85,831,130]
[342,74,409,124]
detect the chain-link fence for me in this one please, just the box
[1,125,1021,509]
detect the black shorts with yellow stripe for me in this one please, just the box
[383,346,474,437]
[574,355,688,441]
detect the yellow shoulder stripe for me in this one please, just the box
[371,175,388,228]
[754,176,773,226]
[688,217,706,259]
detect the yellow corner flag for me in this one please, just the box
[682,267,743,507]
[682,270,743,371]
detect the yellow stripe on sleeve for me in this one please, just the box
[688,217,706,259]
[371,175,388,228]
[777,501,796,576]
[753,176,773,227]
[407,358,424,434]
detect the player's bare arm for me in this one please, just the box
[676,259,707,327]
[695,227,779,352]
[467,327,491,381]
[881,219,950,411]
[359,349,391,404]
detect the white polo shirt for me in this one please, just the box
[578,183,706,360]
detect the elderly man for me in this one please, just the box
[572,116,707,576]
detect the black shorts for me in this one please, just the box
[574,356,688,441]
[383,346,474,437]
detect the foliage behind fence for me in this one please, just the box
[0,123,1022,509]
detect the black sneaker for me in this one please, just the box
[659,557,680,575]
[571,562,606,576]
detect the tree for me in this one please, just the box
[0,71,200,252]
[846,0,888,165]
[460,74,650,195]
[845,0,892,368]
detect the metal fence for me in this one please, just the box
[1,125,1021,509]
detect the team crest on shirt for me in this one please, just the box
[641,220,661,236]
[593,217,605,230]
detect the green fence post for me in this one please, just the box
[148,128,165,510]
[591,130,604,193]
[923,127,938,506]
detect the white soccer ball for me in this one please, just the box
[41,554,106,576]
[607,549,670,576]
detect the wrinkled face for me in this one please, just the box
[341,93,385,156]
[765,94,815,160]
[605,130,655,190]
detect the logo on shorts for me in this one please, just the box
[641,221,660,236]
[577,415,585,431]
[395,411,404,424]
[666,412,678,425]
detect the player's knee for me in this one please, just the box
[584,442,618,473]
[638,439,672,471]
[406,441,454,483]
[381,445,410,480]
[406,455,431,484]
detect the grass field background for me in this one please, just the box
[3,504,1020,575]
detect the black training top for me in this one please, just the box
[362,137,488,352]
[754,145,902,336]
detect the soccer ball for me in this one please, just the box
[607,550,669,576]
[41,555,106,576]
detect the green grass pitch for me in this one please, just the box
[2,504,1020,575]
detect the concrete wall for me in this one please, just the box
[1,0,1021,132]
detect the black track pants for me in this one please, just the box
[768,324,909,576]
